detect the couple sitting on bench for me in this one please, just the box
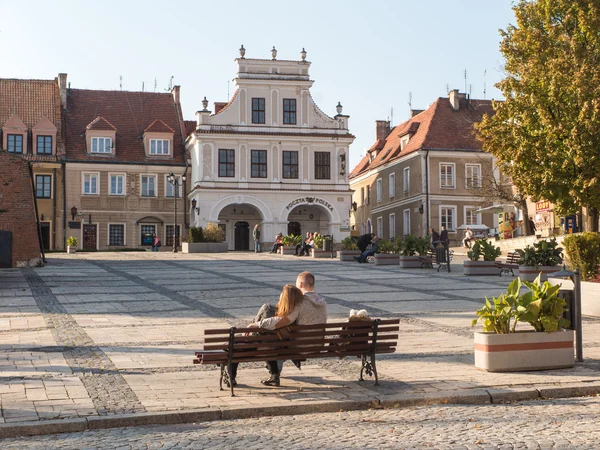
[229,271,326,387]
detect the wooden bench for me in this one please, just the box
[495,251,521,276]
[193,319,400,396]
[418,249,454,271]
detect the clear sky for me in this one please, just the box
[0,0,516,169]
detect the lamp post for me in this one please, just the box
[167,172,187,253]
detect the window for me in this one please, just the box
[166,225,181,247]
[140,224,156,246]
[165,175,182,197]
[466,164,482,188]
[360,187,365,205]
[252,98,265,124]
[366,185,371,205]
[376,179,382,202]
[389,213,396,240]
[110,174,125,195]
[108,224,125,246]
[91,137,112,154]
[7,134,23,153]
[389,173,395,198]
[440,163,455,188]
[440,206,456,231]
[403,167,410,193]
[283,99,297,125]
[282,151,298,179]
[36,135,52,154]
[314,152,330,180]
[400,135,410,150]
[377,217,383,239]
[141,175,157,197]
[251,150,267,178]
[403,209,411,235]
[82,173,99,195]
[150,139,170,155]
[465,207,481,226]
[36,175,51,198]
[218,149,235,177]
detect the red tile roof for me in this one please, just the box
[350,97,494,179]
[144,119,175,133]
[0,78,60,129]
[184,120,197,138]
[65,89,186,164]
[86,116,117,131]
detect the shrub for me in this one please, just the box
[415,236,431,256]
[67,236,78,247]
[189,227,203,243]
[282,234,302,246]
[518,237,563,266]
[396,235,417,256]
[467,241,483,261]
[377,239,397,254]
[313,234,324,249]
[480,240,502,261]
[341,236,358,250]
[202,223,225,243]
[563,232,600,281]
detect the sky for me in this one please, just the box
[0,0,516,169]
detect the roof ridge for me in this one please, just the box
[86,115,118,131]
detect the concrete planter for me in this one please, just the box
[464,260,499,276]
[398,255,422,268]
[280,246,296,255]
[67,246,77,255]
[182,242,229,253]
[338,250,361,261]
[374,254,399,266]
[548,278,600,317]
[311,249,332,259]
[474,330,574,372]
[519,265,559,282]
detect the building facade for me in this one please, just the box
[350,91,497,246]
[186,48,355,249]
[63,82,189,250]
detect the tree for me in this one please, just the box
[476,0,600,230]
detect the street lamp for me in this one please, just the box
[167,172,187,253]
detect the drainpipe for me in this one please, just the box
[173,96,189,230]
[28,162,46,264]
[424,149,430,234]
[62,162,67,250]
[52,168,57,250]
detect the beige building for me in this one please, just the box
[63,82,189,250]
[350,91,497,246]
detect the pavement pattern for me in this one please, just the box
[0,250,600,438]
[2,396,600,449]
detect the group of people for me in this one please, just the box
[295,232,320,256]
[353,233,380,263]
[429,226,449,249]
[228,271,326,388]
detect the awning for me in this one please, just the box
[473,204,515,214]
[456,224,490,231]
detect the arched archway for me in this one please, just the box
[209,195,270,222]
[288,221,301,236]
[234,221,250,250]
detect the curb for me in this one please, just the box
[1,384,600,439]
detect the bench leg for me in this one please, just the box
[371,354,379,386]
[360,354,378,384]
[219,365,226,391]
[359,355,366,382]
[227,363,235,397]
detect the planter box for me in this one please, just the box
[338,250,361,261]
[474,330,574,372]
[311,249,332,259]
[374,254,399,266]
[182,242,229,253]
[519,265,559,282]
[399,255,423,268]
[67,246,77,255]
[548,278,600,317]
[280,246,296,255]
[464,260,499,276]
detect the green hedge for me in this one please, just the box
[563,232,600,281]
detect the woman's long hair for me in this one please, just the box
[276,284,303,317]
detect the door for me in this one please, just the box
[40,223,50,251]
[83,224,97,250]
[288,221,301,237]
[0,231,12,268]
[234,221,249,250]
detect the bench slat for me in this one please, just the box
[203,319,400,335]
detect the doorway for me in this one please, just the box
[234,221,250,250]
[83,224,97,250]
[288,221,301,236]
[40,222,50,251]
[0,231,12,268]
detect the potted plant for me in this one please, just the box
[554,232,600,317]
[464,240,502,275]
[182,224,228,253]
[66,236,78,254]
[374,239,399,265]
[311,234,330,258]
[518,237,564,281]
[338,236,360,261]
[396,235,421,268]
[280,234,301,255]
[472,275,573,372]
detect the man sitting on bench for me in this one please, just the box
[462,227,474,248]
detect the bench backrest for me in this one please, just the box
[199,319,399,365]
[506,251,521,264]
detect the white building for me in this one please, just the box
[186,47,355,250]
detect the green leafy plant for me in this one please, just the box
[472,276,570,334]
[480,240,502,261]
[518,238,563,267]
[189,227,203,243]
[396,235,417,256]
[415,236,431,256]
[377,239,397,254]
[467,241,483,261]
[202,223,225,243]
[282,234,302,246]
[313,234,324,249]
[66,236,78,247]
[563,232,600,282]
[341,236,358,250]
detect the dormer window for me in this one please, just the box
[150,139,170,155]
[36,136,53,154]
[400,135,410,150]
[91,137,113,153]
[7,134,23,153]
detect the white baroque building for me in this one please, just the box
[186,47,355,250]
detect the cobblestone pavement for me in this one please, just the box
[3,396,600,449]
[0,250,600,434]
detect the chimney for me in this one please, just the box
[58,73,67,110]
[171,85,180,104]
[410,109,424,117]
[449,89,460,111]
[375,120,390,140]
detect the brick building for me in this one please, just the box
[0,152,42,267]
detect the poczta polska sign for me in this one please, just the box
[285,197,334,212]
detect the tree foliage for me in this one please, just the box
[476,0,600,215]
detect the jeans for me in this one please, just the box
[255,240,261,252]
[151,245,158,252]
[357,248,376,262]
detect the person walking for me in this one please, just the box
[440,225,449,249]
[429,228,440,250]
[253,224,261,253]
[152,234,161,252]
